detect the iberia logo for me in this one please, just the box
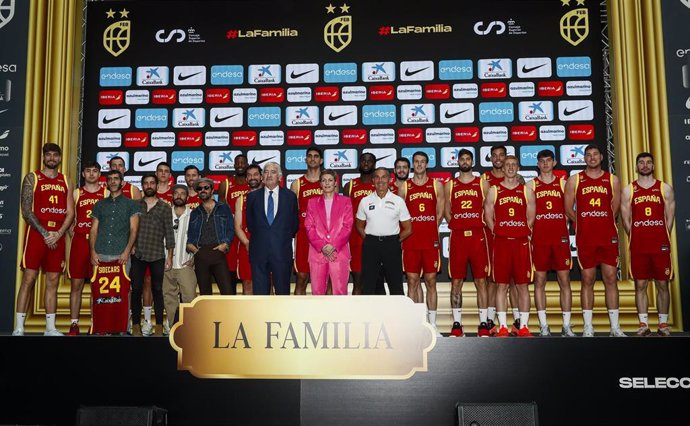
[103,8,131,57]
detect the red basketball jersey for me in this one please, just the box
[121,181,135,199]
[238,193,251,239]
[482,170,504,187]
[348,178,375,217]
[223,177,250,214]
[157,187,173,206]
[531,177,568,244]
[90,261,131,334]
[296,175,323,227]
[493,184,530,238]
[575,171,617,247]
[33,170,69,228]
[187,193,201,210]
[629,180,670,254]
[74,186,107,235]
[403,178,439,249]
[448,176,485,230]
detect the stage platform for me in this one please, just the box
[2,334,689,425]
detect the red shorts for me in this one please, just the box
[68,233,92,279]
[403,248,441,274]
[491,236,533,285]
[349,231,364,272]
[577,243,619,269]
[448,228,490,280]
[22,226,66,273]
[225,236,241,272]
[294,229,310,273]
[630,250,673,281]
[532,241,572,272]
[237,241,252,281]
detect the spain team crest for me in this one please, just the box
[324,3,352,53]
[0,0,15,31]
[103,9,131,57]
[560,8,589,47]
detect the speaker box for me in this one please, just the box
[456,402,538,426]
[76,406,167,426]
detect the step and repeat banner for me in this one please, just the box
[81,0,608,278]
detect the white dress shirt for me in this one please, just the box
[263,186,279,217]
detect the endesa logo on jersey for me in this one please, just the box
[314,86,340,102]
[259,130,284,146]
[204,131,230,147]
[558,100,593,121]
[324,105,357,126]
[99,67,132,87]
[425,84,451,99]
[286,106,319,127]
[402,147,436,167]
[362,62,396,82]
[440,147,475,168]
[342,129,368,145]
[511,125,537,141]
[210,65,244,85]
[400,60,434,81]
[478,58,512,79]
[369,129,396,145]
[325,149,357,169]
[210,107,243,128]
[539,125,566,141]
[518,101,553,122]
[173,65,207,86]
[556,57,591,78]
[124,132,149,148]
[568,124,595,140]
[151,132,176,147]
[368,85,395,101]
[314,129,340,145]
[453,126,480,142]
[173,108,205,128]
[209,150,244,171]
[99,90,123,105]
[439,60,473,80]
[516,58,552,79]
[172,151,204,171]
[248,64,281,85]
[480,82,507,98]
[247,107,281,127]
[232,130,258,146]
[397,128,423,144]
[537,81,564,97]
[259,87,285,103]
[99,109,132,129]
[323,63,357,83]
[362,105,396,125]
[401,104,435,125]
[206,88,231,104]
[440,103,474,124]
[151,89,177,105]
[452,83,478,99]
[177,131,203,147]
[125,90,149,105]
[286,63,319,84]
[478,102,514,123]
[286,130,312,146]
[559,144,587,166]
[136,66,169,86]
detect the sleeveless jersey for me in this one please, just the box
[629,180,669,254]
[33,170,69,228]
[403,178,439,249]
[348,178,375,217]
[187,193,201,209]
[223,177,250,214]
[121,181,135,199]
[574,171,617,247]
[90,261,131,334]
[296,175,323,227]
[482,170,504,187]
[493,184,530,238]
[448,176,485,230]
[531,177,568,244]
[74,186,107,235]
[157,187,173,205]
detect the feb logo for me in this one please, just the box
[103,8,131,57]
[0,0,15,30]
[560,8,589,47]
[324,3,352,53]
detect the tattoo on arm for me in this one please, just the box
[21,173,48,237]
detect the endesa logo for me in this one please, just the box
[369,85,395,101]
[151,89,177,105]
[259,87,285,103]
[453,127,480,142]
[397,128,423,144]
[210,65,244,85]
[177,131,203,147]
[362,105,396,125]
[478,102,514,123]
[124,132,149,148]
[480,82,507,98]
[99,90,123,105]
[478,58,512,79]
[568,124,595,140]
[342,129,368,145]
[171,151,204,171]
[537,81,564,97]
[511,125,537,141]
[286,130,312,146]
[247,107,281,127]
[206,88,231,104]
[362,62,396,82]
[439,60,473,80]
[425,84,451,99]
[99,67,132,87]
[556,57,591,78]
[284,149,307,171]
[314,86,340,102]
[402,147,436,167]
[324,63,358,83]
[232,130,258,146]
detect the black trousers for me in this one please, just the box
[194,246,235,295]
[130,256,165,326]
[361,235,404,295]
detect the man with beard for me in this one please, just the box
[291,147,324,295]
[13,143,75,336]
[219,154,250,289]
[130,174,175,336]
[108,156,141,200]
[183,165,201,209]
[234,164,263,295]
[163,184,197,333]
[156,162,173,205]
[391,157,410,195]
[621,152,675,336]
[67,161,107,335]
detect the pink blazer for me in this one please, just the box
[304,194,353,264]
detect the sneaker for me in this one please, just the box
[450,321,464,337]
[539,325,551,337]
[635,322,651,337]
[163,323,171,337]
[487,319,497,336]
[141,320,153,337]
[517,326,533,338]
[477,322,491,338]
[67,323,80,336]
[657,323,671,336]
[496,326,510,337]
[510,319,521,336]
[561,325,576,337]
[44,329,64,337]
[11,328,24,336]
[582,324,595,337]
[131,324,142,337]
[609,327,627,337]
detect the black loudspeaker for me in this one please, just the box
[456,402,539,426]
[76,405,167,426]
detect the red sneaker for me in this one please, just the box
[450,321,464,337]
[510,319,521,336]
[517,326,533,338]
[67,322,80,336]
[487,319,497,336]
[477,322,491,337]
[496,326,510,337]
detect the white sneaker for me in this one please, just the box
[539,325,551,337]
[141,320,153,337]
[163,322,171,337]
[582,324,595,337]
[44,329,64,337]
[12,328,24,336]
[561,325,576,337]
[609,327,627,337]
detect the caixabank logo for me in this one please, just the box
[103,8,131,57]
[325,148,357,169]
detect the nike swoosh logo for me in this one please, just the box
[138,157,163,167]
[328,111,353,121]
[0,130,9,139]
[563,106,588,116]
[214,113,239,123]
[252,156,277,165]
[521,63,547,74]
[290,69,315,79]
[444,109,469,119]
[102,115,126,124]
[0,109,8,114]
[376,154,393,162]
[404,67,429,77]
[178,71,202,81]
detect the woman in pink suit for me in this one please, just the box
[304,169,353,295]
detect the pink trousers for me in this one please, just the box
[309,257,350,295]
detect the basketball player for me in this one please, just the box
[234,164,263,295]
[183,165,201,209]
[108,156,141,199]
[155,162,173,205]
[219,154,250,289]
[391,157,410,195]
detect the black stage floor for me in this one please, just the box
[2,334,689,425]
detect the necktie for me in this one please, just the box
[267,190,275,225]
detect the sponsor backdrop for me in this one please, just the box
[81,0,608,278]
[0,0,29,329]
[661,0,690,330]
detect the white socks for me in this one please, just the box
[562,312,571,327]
[608,309,620,329]
[659,314,668,324]
[479,309,488,323]
[15,313,26,330]
[488,307,496,322]
[537,310,547,327]
[512,308,520,321]
[638,313,648,325]
[46,313,57,331]
[497,312,507,328]
[520,312,530,328]
[428,310,437,326]
[144,306,152,323]
[583,309,593,327]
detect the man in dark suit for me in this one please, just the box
[246,162,299,295]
